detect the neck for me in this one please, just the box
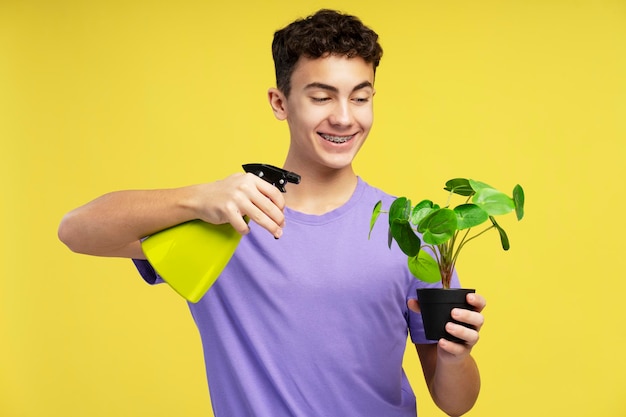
[282,160,358,215]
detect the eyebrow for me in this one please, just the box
[304,81,373,93]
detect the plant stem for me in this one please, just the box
[442,224,495,289]
[450,228,471,272]
[458,225,496,250]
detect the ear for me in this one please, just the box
[268,88,288,121]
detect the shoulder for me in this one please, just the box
[357,177,397,205]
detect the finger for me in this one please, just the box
[249,185,286,228]
[224,208,252,236]
[245,193,285,239]
[244,173,287,214]
[451,308,485,331]
[467,292,487,312]
[251,175,287,211]
[444,322,480,348]
[407,298,421,313]
[233,201,283,239]
[225,175,286,238]
[438,336,474,356]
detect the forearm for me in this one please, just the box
[58,186,202,258]
[413,294,486,416]
[59,173,287,258]
[428,353,481,417]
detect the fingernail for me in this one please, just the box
[274,228,283,239]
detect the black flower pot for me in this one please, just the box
[416,288,476,344]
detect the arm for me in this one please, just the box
[410,293,486,417]
[58,173,286,258]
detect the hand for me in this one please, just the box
[408,292,486,357]
[192,173,286,239]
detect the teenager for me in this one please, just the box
[59,9,485,416]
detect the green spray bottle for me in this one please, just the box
[141,163,301,303]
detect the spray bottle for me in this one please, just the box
[140,163,301,303]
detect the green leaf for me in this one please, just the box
[388,197,411,227]
[369,200,382,239]
[417,208,457,245]
[410,200,435,226]
[513,184,525,221]
[490,216,510,250]
[444,178,474,196]
[469,179,494,192]
[472,188,515,216]
[390,219,421,257]
[454,204,489,230]
[408,250,441,283]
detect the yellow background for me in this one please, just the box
[2,0,625,416]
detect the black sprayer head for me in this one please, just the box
[242,163,301,193]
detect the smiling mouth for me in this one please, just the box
[320,133,355,144]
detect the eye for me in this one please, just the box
[352,96,371,104]
[311,96,331,103]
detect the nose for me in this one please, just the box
[329,100,353,127]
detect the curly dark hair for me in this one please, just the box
[272,9,383,96]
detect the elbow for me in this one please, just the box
[445,409,473,417]
[431,381,480,417]
[58,212,86,254]
[439,402,477,417]
[437,392,479,417]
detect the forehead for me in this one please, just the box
[290,55,375,91]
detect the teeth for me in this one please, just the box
[321,133,353,143]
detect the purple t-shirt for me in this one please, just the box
[134,178,459,417]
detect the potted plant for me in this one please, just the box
[369,178,525,342]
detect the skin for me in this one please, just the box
[268,55,375,214]
[58,53,484,416]
[410,296,485,416]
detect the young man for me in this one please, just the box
[59,9,485,417]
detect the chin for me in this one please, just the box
[318,154,359,171]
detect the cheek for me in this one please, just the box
[357,107,374,130]
[287,103,323,128]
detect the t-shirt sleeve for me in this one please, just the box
[408,308,435,344]
[132,258,164,285]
